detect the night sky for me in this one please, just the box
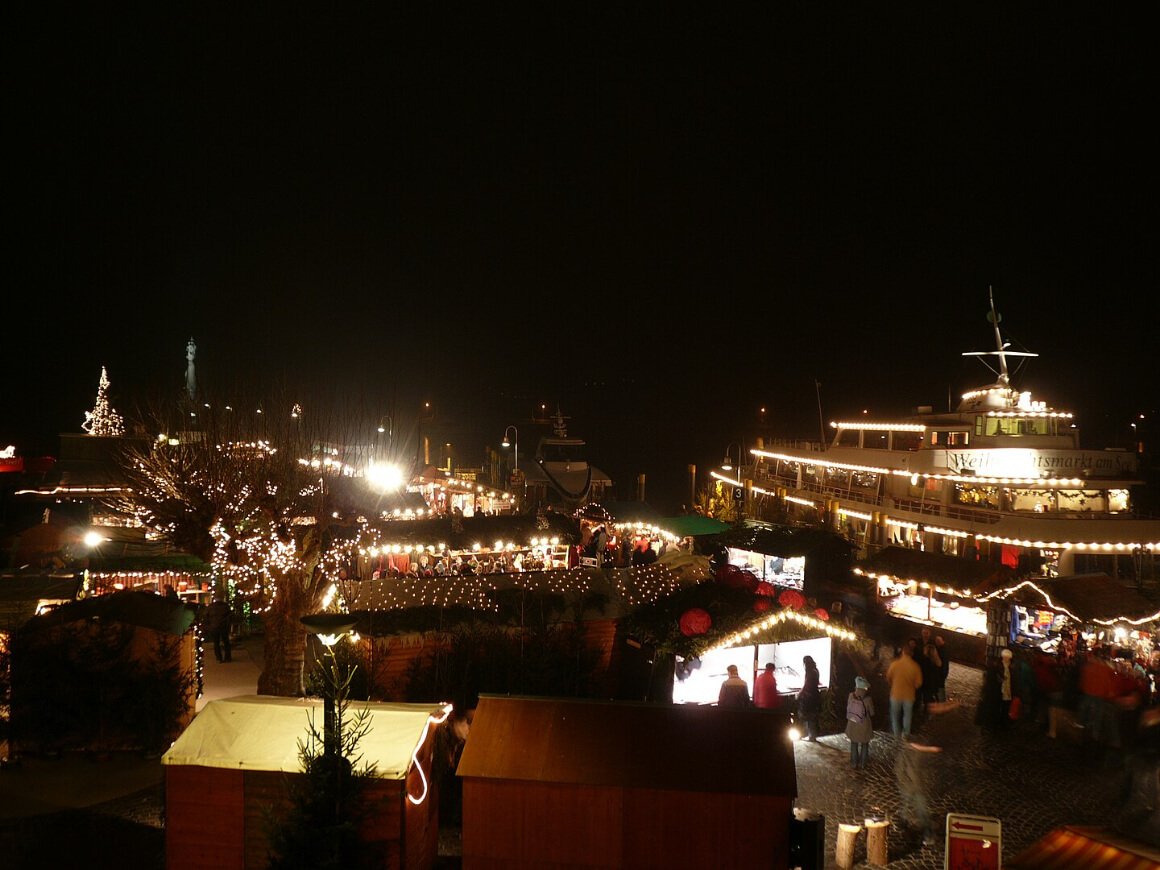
[6,8,1158,515]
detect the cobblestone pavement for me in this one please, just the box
[793,660,1160,868]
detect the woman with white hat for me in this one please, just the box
[846,675,875,768]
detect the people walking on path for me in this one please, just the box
[912,629,932,716]
[894,699,962,848]
[887,644,923,740]
[796,655,822,741]
[921,633,945,705]
[718,664,751,708]
[845,675,875,769]
[203,595,232,663]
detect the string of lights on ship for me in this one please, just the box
[708,449,1160,554]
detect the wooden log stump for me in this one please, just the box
[836,823,862,869]
[865,819,890,866]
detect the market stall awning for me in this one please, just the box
[718,522,853,559]
[656,515,731,538]
[855,546,1016,595]
[162,695,449,777]
[998,574,1160,625]
[1007,825,1160,869]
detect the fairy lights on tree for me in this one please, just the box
[82,366,124,436]
[106,395,371,697]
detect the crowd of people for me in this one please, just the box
[975,632,1160,753]
[715,622,1160,851]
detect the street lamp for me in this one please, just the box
[721,442,743,473]
[300,612,359,759]
[373,414,394,468]
[501,425,519,473]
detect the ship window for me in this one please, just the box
[834,428,861,448]
[1010,489,1055,512]
[827,467,851,488]
[954,484,999,509]
[1056,490,1106,512]
[933,430,969,447]
[892,431,923,451]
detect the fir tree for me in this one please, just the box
[266,643,378,870]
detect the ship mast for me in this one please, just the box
[962,287,1037,387]
[987,288,1010,386]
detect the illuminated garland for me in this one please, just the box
[703,608,858,656]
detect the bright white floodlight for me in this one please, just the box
[367,461,405,492]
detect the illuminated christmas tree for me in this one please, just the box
[82,366,125,436]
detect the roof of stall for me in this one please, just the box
[457,694,797,797]
[855,545,1016,595]
[161,695,449,776]
[998,573,1160,625]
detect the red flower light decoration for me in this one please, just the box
[752,598,771,613]
[778,589,806,610]
[815,608,830,621]
[679,607,712,637]
[715,564,740,584]
[755,581,775,597]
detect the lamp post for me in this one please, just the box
[376,415,393,461]
[721,442,745,522]
[721,441,742,474]
[502,425,522,510]
[300,612,359,759]
[501,425,519,474]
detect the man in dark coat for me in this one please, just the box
[204,595,232,663]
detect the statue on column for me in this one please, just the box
[186,337,197,402]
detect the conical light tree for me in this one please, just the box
[83,366,125,436]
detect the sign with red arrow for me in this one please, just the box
[945,813,1001,870]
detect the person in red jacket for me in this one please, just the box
[753,662,780,709]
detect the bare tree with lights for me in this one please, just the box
[105,392,368,697]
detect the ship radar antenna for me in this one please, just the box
[961,287,1037,386]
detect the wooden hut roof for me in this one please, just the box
[856,545,1016,594]
[350,564,694,623]
[25,588,197,636]
[162,695,450,777]
[716,523,853,559]
[0,573,82,633]
[457,695,797,797]
[1002,574,1160,624]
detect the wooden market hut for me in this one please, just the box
[456,694,798,868]
[9,588,198,755]
[162,695,451,870]
[994,572,1160,643]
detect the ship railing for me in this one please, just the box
[757,438,826,453]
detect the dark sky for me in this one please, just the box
[6,8,1158,514]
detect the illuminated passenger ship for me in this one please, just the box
[749,294,1160,582]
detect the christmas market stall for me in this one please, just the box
[710,522,854,597]
[9,589,199,757]
[162,696,452,870]
[854,545,1017,637]
[456,694,797,869]
[349,558,701,703]
[981,572,1160,658]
